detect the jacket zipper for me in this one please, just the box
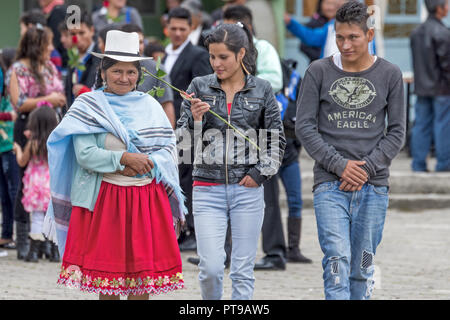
[218,88,252,185]
[225,90,253,184]
[203,95,216,106]
[225,100,232,185]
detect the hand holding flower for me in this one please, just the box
[190,98,210,122]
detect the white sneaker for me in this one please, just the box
[0,250,8,257]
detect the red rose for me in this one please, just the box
[103,1,109,8]
[72,35,78,44]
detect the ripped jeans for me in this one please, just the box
[313,181,389,300]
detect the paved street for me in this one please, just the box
[1,206,449,300]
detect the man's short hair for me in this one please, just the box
[425,0,447,14]
[335,1,370,33]
[223,5,253,27]
[168,7,192,26]
[121,23,143,34]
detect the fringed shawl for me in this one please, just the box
[43,89,186,255]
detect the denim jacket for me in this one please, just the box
[70,132,125,211]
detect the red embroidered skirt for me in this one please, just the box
[58,181,184,296]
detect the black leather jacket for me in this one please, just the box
[410,16,450,96]
[177,74,286,186]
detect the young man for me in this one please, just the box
[410,0,450,172]
[166,7,212,252]
[164,7,212,120]
[296,1,406,300]
[65,12,100,108]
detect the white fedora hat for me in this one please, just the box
[91,30,152,62]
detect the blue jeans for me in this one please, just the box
[0,150,20,239]
[411,96,450,171]
[313,181,389,300]
[193,184,265,300]
[279,160,303,218]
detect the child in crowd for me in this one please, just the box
[0,48,19,253]
[144,40,166,61]
[13,105,59,263]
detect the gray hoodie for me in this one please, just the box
[295,56,406,189]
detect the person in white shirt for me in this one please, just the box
[164,7,213,253]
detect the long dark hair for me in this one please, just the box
[316,0,327,18]
[94,57,142,90]
[15,26,52,95]
[0,48,16,98]
[27,106,58,161]
[204,23,258,76]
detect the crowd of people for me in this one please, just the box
[0,0,448,301]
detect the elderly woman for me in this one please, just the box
[44,31,185,300]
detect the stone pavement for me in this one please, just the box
[0,151,449,300]
[1,206,449,300]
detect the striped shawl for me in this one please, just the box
[43,89,186,255]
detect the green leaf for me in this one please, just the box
[67,55,76,65]
[156,87,166,98]
[147,89,156,97]
[156,56,161,71]
[138,72,146,85]
[156,68,166,78]
[67,49,74,61]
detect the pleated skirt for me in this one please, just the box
[58,181,184,296]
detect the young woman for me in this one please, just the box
[177,23,286,300]
[7,25,65,260]
[44,31,185,300]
